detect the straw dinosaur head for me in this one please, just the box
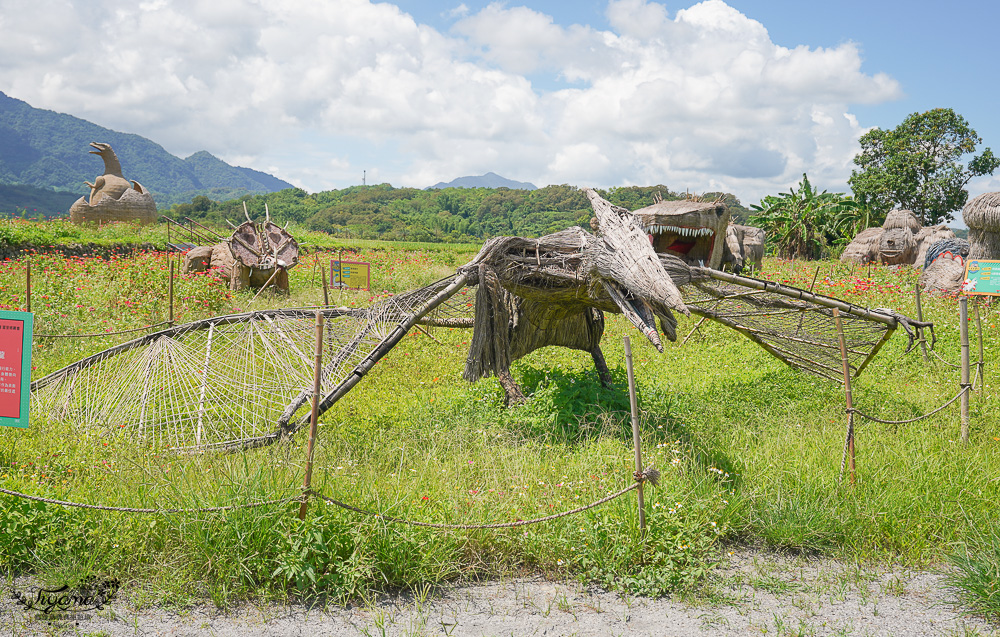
[632,197,731,269]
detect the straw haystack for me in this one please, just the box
[840,227,882,264]
[963,192,1000,259]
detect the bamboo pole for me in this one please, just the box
[300,311,325,520]
[196,322,215,446]
[321,267,329,306]
[974,302,984,396]
[622,336,646,533]
[960,297,970,444]
[914,283,929,362]
[793,265,821,334]
[168,261,175,327]
[25,260,30,313]
[833,308,855,485]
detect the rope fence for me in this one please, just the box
[0,470,659,526]
[0,486,299,514]
[304,468,659,530]
[34,321,171,340]
[848,383,974,426]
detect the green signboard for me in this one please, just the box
[964,259,1000,296]
[0,310,33,428]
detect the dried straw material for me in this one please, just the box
[882,209,920,233]
[919,251,966,294]
[878,227,916,265]
[962,191,1000,259]
[840,227,883,264]
[914,224,956,267]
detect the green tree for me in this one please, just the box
[749,173,858,260]
[849,108,999,225]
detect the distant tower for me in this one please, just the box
[363,170,366,186]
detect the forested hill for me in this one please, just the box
[0,91,294,212]
[170,185,751,243]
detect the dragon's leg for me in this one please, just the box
[591,346,613,387]
[497,369,527,406]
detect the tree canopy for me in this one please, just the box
[848,108,999,225]
[749,173,860,260]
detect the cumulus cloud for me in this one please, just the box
[0,0,902,200]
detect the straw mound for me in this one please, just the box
[840,227,883,264]
[963,191,1000,259]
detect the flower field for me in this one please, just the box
[0,243,998,614]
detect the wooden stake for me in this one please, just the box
[914,283,929,362]
[168,261,175,327]
[960,297,970,444]
[321,267,330,307]
[247,267,282,307]
[25,259,30,313]
[682,316,708,344]
[794,265,821,334]
[833,308,855,485]
[623,336,646,533]
[299,311,325,520]
[974,302,984,397]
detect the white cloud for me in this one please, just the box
[0,0,903,204]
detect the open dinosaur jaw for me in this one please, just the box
[603,280,664,353]
[647,225,718,266]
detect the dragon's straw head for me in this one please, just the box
[585,189,689,352]
[633,198,731,269]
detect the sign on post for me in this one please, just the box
[0,310,33,428]
[963,259,1000,296]
[330,260,371,291]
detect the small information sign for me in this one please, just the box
[330,260,371,291]
[963,259,1000,296]
[0,310,33,428]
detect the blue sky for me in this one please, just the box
[1,0,996,216]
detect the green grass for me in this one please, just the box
[0,246,998,611]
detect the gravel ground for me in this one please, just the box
[3,551,997,636]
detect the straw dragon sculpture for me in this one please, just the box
[32,189,931,451]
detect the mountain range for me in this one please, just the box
[0,91,295,213]
[429,172,537,190]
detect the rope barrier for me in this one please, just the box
[0,487,299,513]
[930,349,962,369]
[35,321,171,339]
[847,384,972,425]
[304,467,659,530]
[0,468,660,527]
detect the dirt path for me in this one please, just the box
[3,551,997,636]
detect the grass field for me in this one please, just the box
[0,240,997,617]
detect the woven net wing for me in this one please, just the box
[678,271,896,382]
[31,275,474,450]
